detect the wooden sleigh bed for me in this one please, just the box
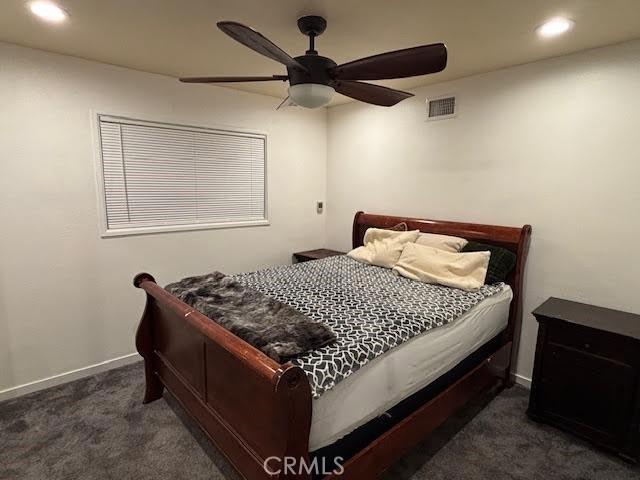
[134,212,531,479]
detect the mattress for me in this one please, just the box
[309,285,512,450]
[233,256,506,399]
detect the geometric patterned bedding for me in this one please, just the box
[232,256,505,399]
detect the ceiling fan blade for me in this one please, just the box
[180,75,288,83]
[332,80,414,107]
[217,21,307,71]
[331,43,447,81]
[276,96,297,110]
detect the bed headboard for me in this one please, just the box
[352,212,532,377]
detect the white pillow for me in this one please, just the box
[393,242,489,292]
[348,228,420,269]
[414,232,468,252]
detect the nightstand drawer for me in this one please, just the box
[545,319,638,366]
[539,343,637,446]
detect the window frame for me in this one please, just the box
[91,112,269,238]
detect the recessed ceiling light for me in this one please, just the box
[29,1,68,23]
[536,17,574,38]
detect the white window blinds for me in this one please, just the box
[97,115,266,235]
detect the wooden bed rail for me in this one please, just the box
[134,273,313,480]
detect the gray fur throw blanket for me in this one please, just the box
[165,272,336,363]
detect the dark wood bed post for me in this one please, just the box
[351,211,365,250]
[134,273,165,404]
[504,224,532,386]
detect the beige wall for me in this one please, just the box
[326,40,640,384]
[0,43,327,394]
[2,38,639,396]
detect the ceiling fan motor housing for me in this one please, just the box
[287,55,337,87]
[297,16,328,37]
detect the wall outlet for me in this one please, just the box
[317,201,324,214]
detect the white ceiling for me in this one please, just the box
[2,0,640,106]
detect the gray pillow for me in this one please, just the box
[461,241,516,284]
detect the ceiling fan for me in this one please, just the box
[180,16,447,109]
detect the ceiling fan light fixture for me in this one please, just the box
[288,83,335,108]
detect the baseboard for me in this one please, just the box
[0,352,142,402]
[1,353,532,401]
[512,372,532,389]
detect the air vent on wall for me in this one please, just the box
[426,95,456,121]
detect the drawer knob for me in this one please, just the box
[584,343,591,349]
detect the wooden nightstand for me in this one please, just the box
[528,297,640,463]
[293,248,345,263]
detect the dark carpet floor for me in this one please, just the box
[0,362,637,480]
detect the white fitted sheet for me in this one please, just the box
[309,285,512,450]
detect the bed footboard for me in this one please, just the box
[134,273,312,480]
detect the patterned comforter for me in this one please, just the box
[233,255,505,399]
